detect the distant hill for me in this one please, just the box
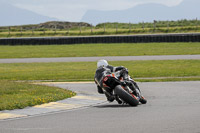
[37,21,92,29]
[81,0,200,25]
[0,21,92,30]
[0,2,58,26]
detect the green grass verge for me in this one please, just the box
[0,60,199,81]
[0,80,76,111]
[0,42,200,58]
[1,19,200,37]
[0,60,199,110]
[0,26,200,38]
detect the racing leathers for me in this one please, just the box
[94,65,125,102]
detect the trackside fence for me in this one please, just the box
[0,33,200,45]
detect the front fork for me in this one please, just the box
[124,84,142,101]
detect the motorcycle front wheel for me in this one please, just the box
[114,85,139,106]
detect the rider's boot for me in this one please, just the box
[107,96,115,102]
[104,92,115,102]
[114,95,122,104]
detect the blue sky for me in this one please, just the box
[1,0,183,22]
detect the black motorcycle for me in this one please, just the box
[102,68,147,106]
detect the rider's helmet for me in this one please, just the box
[97,59,108,68]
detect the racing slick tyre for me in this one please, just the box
[114,85,139,106]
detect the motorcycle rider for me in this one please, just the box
[94,59,147,104]
[94,59,126,103]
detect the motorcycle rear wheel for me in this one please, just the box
[114,85,139,106]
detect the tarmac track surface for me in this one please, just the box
[0,81,200,133]
[0,55,200,63]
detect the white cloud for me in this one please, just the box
[2,0,183,21]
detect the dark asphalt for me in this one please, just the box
[0,55,200,63]
[0,81,200,133]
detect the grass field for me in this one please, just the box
[1,19,200,37]
[0,60,199,82]
[0,42,200,58]
[0,26,200,38]
[0,80,76,111]
[1,41,200,111]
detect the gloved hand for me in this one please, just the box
[120,81,126,86]
[125,80,132,85]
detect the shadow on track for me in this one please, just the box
[93,103,134,108]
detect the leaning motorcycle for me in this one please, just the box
[102,69,147,106]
